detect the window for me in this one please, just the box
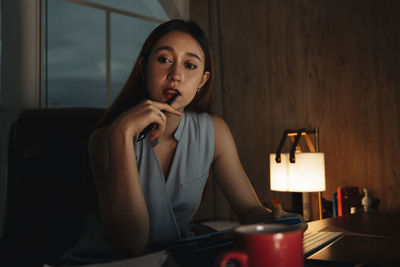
[44,0,169,107]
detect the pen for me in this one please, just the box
[137,93,179,142]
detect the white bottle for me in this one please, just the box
[362,187,372,212]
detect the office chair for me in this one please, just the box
[3,108,105,267]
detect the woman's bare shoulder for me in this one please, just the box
[211,114,231,137]
[211,115,236,160]
[211,114,227,128]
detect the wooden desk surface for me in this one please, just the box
[307,212,400,237]
[306,212,400,266]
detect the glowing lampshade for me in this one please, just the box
[270,152,326,192]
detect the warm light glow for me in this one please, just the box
[270,152,326,192]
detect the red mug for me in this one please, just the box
[218,224,304,267]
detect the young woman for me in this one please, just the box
[61,19,288,265]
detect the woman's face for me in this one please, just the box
[145,31,210,111]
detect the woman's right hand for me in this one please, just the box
[110,99,182,141]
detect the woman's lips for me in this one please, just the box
[163,88,180,99]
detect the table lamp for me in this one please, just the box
[269,128,326,220]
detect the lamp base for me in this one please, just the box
[302,192,312,221]
[292,192,303,215]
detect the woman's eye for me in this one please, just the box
[158,56,171,63]
[185,63,197,69]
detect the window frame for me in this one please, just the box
[45,0,168,107]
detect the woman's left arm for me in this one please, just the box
[211,115,274,224]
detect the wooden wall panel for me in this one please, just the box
[191,0,400,221]
[190,0,235,221]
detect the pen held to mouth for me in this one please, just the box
[136,93,179,142]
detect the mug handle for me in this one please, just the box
[218,251,248,267]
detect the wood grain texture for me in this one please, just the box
[191,0,400,221]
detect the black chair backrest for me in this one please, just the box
[5,108,105,266]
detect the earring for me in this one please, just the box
[197,88,200,93]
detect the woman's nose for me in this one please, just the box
[167,64,182,81]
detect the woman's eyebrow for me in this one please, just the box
[155,46,202,62]
[186,52,202,62]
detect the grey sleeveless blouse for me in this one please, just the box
[60,111,214,264]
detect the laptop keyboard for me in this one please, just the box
[303,231,344,257]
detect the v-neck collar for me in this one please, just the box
[149,112,186,183]
[150,112,186,148]
[173,111,185,141]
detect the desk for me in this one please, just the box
[50,213,399,267]
[173,213,400,267]
[305,212,400,266]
